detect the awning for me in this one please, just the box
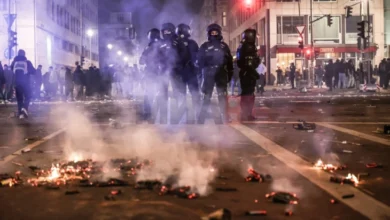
[276,44,377,53]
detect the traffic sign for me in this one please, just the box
[3,14,16,27]
[296,25,306,35]
[4,48,14,59]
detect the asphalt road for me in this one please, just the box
[0,95,389,220]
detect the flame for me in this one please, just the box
[345,173,359,186]
[68,152,83,163]
[47,164,61,181]
[314,159,324,167]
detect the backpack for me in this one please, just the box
[13,61,28,74]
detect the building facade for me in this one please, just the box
[98,10,136,67]
[0,0,99,70]
[226,0,383,84]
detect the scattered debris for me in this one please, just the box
[330,199,338,204]
[110,190,122,195]
[293,120,316,131]
[104,195,116,201]
[314,159,347,171]
[46,184,60,190]
[266,192,299,205]
[245,168,262,182]
[21,149,31,153]
[12,162,23,167]
[342,194,355,199]
[329,173,359,186]
[245,210,267,216]
[215,187,237,192]
[65,190,80,195]
[135,180,162,190]
[357,173,369,181]
[24,137,40,142]
[342,150,353,154]
[366,163,383,168]
[28,166,41,172]
[159,185,199,199]
[285,210,293,216]
[202,208,232,220]
[384,125,390,134]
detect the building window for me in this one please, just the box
[277,16,304,44]
[117,14,124,23]
[222,12,227,27]
[0,0,7,11]
[312,15,340,43]
[52,2,55,20]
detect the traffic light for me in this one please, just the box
[327,15,333,27]
[8,30,17,48]
[298,36,304,49]
[129,25,135,39]
[346,6,353,18]
[315,51,320,59]
[80,56,85,66]
[245,0,253,9]
[357,21,366,39]
[305,49,311,59]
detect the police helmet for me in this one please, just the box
[176,23,191,38]
[161,23,175,34]
[148,28,161,41]
[207,23,222,35]
[242,29,256,44]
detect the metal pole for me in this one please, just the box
[310,0,314,88]
[7,0,11,65]
[80,0,83,64]
[89,37,92,66]
[366,0,371,85]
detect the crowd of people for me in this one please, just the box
[273,59,390,91]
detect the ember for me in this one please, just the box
[245,168,265,182]
[314,159,346,171]
[366,163,383,168]
[329,173,359,186]
[245,210,267,216]
[266,192,299,205]
[159,185,199,199]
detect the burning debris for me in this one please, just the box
[245,168,271,183]
[202,208,232,220]
[329,173,359,186]
[265,192,299,205]
[159,185,199,199]
[135,180,162,190]
[314,159,347,171]
[293,120,316,131]
[245,210,267,216]
[366,163,383,168]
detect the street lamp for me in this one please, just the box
[107,44,113,50]
[123,56,128,62]
[117,51,122,56]
[86,29,94,65]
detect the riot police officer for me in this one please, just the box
[236,29,260,121]
[159,23,179,123]
[139,28,161,121]
[174,23,200,123]
[197,23,234,124]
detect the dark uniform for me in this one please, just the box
[139,28,163,121]
[236,29,260,121]
[159,23,179,123]
[197,23,233,124]
[174,23,200,122]
[325,60,334,91]
[11,49,35,119]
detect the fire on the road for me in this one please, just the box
[314,159,359,186]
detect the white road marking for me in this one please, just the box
[0,128,66,166]
[231,124,390,220]
[316,123,390,146]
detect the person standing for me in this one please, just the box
[289,63,296,89]
[197,23,234,124]
[65,67,73,101]
[379,59,387,89]
[347,60,356,88]
[236,28,260,121]
[338,59,347,89]
[33,65,43,100]
[325,60,334,91]
[140,28,162,120]
[315,64,324,88]
[10,49,35,119]
[3,64,13,101]
[385,58,390,89]
[276,66,283,86]
[256,61,266,95]
[49,66,59,98]
[58,66,66,97]
[174,23,200,122]
[73,62,85,100]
